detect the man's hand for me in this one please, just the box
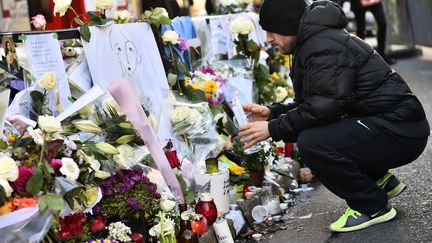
[243,103,271,122]
[239,121,270,149]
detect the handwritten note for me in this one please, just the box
[23,34,71,112]
[68,53,92,92]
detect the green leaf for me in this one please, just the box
[0,185,6,207]
[79,23,91,42]
[87,11,101,24]
[30,90,44,105]
[26,168,43,196]
[167,73,178,87]
[101,18,113,25]
[160,16,171,25]
[177,62,187,74]
[246,40,260,53]
[38,194,64,212]
[92,151,108,161]
[0,139,6,150]
[64,187,85,209]
[74,16,84,26]
[184,85,206,102]
[185,189,195,205]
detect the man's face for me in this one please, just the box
[266,32,297,55]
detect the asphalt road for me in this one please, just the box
[266,46,432,243]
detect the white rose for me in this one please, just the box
[113,10,131,23]
[239,0,253,4]
[53,0,72,17]
[37,72,56,90]
[0,179,13,197]
[0,156,18,181]
[102,97,123,115]
[27,127,43,145]
[162,30,179,45]
[95,0,113,10]
[275,86,288,102]
[38,115,63,134]
[230,16,254,35]
[160,199,176,212]
[59,158,80,181]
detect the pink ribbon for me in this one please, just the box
[108,78,184,204]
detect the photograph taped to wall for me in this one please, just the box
[1,36,20,73]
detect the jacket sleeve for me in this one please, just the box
[267,101,299,120]
[268,38,356,142]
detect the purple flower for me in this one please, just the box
[147,185,157,194]
[208,93,224,105]
[202,66,216,76]
[179,37,189,51]
[127,197,142,210]
[141,176,150,184]
[92,205,101,215]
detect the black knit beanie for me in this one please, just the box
[259,0,306,35]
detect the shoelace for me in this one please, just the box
[345,208,362,219]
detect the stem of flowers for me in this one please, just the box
[169,44,183,95]
[68,6,80,19]
[38,133,46,166]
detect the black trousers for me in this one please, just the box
[353,3,387,56]
[297,117,428,215]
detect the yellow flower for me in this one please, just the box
[184,77,190,86]
[37,72,56,90]
[204,80,218,93]
[191,83,202,90]
[205,92,212,100]
[229,165,245,175]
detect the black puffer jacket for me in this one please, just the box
[268,1,428,142]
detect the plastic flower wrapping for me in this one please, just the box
[167,99,223,163]
[185,66,226,105]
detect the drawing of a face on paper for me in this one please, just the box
[109,30,142,77]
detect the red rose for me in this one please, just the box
[165,150,181,169]
[11,166,33,193]
[90,215,106,234]
[57,229,72,241]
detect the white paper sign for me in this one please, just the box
[82,23,172,140]
[210,17,232,56]
[23,34,72,112]
[67,53,92,92]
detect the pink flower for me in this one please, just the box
[31,14,46,30]
[11,166,33,193]
[179,37,189,51]
[202,66,216,76]
[50,159,62,173]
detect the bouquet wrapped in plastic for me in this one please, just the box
[167,100,223,163]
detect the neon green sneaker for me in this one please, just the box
[329,204,397,232]
[376,171,407,199]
